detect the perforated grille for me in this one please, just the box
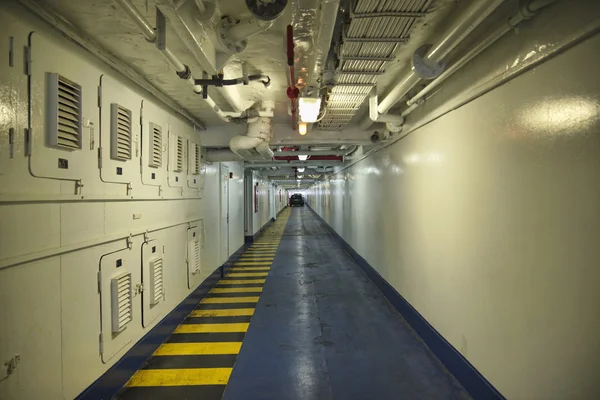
[49,74,82,149]
[175,136,184,173]
[149,258,164,305]
[110,104,132,160]
[193,240,200,273]
[111,273,132,333]
[192,143,201,175]
[149,123,162,168]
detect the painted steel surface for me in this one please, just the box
[223,207,470,400]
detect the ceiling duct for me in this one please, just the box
[230,117,274,160]
[318,0,432,131]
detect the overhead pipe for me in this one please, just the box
[286,24,299,130]
[274,155,344,161]
[365,0,506,128]
[195,74,270,88]
[404,0,560,111]
[229,117,274,160]
[115,0,246,122]
[114,0,202,92]
[273,146,357,157]
[246,161,344,168]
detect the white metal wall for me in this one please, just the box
[248,172,287,237]
[0,4,244,400]
[307,4,600,398]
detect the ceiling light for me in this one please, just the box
[297,155,308,161]
[298,97,321,123]
[298,122,307,135]
[297,167,305,172]
[298,175,304,179]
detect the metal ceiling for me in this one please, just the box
[318,0,432,130]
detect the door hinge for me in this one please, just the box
[135,283,144,294]
[126,234,133,249]
[99,333,104,354]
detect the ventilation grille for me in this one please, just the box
[193,240,200,273]
[175,136,184,173]
[110,272,132,333]
[110,104,132,161]
[48,73,82,150]
[191,143,201,175]
[149,258,164,305]
[188,234,200,276]
[149,123,162,168]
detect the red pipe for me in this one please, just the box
[286,24,298,130]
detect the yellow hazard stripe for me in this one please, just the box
[227,272,269,277]
[190,308,255,317]
[201,296,259,304]
[235,262,272,266]
[210,287,263,293]
[218,279,266,284]
[230,267,271,271]
[154,342,242,356]
[126,368,232,387]
[174,323,249,333]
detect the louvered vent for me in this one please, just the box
[192,240,200,274]
[192,143,201,175]
[110,272,132,333]
[47,73,82,150]
[149,258,164,305]
[149,123,163,168]
[175,136,184,173]
[110,104,132,161]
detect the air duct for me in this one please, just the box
[229,117,274,160]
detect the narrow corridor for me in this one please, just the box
[118,207,470,400]
[224,207,470,400]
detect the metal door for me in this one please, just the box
[220,164,229,263]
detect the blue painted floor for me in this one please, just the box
[223,207,470,400]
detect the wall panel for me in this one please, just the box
[307,27,600,399]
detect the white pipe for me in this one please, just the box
[368,89,405,124]
[204,96,244,121]
[405,0,560,109]
[115,0,241,118]
[115,0,206,92]
[376,0,506,116]
[115,0,157,41]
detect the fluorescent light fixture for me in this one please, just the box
[298,97,321,123]
[298,122,307,135]
[297,155,308,161]
[298,175,304,179]
[297,167,305,172]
